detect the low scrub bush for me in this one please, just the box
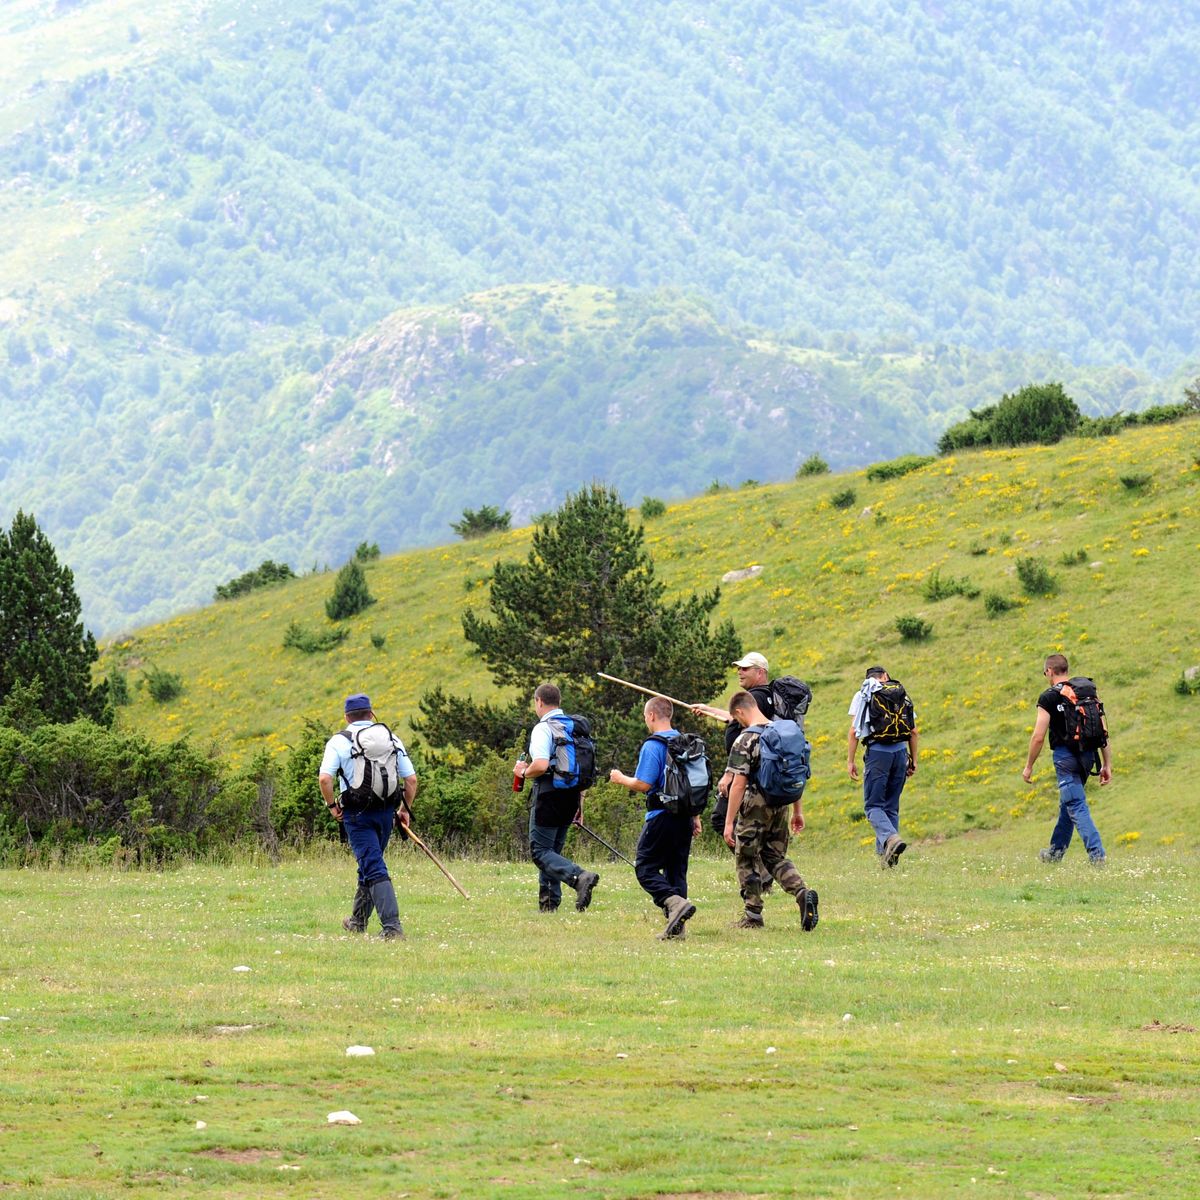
[451,505,511,539]
[830,487,857,510]
[214,559,295,601]
[895,615,933,641]
[1119,472,1152,491]
[796,453,829,477]
[1060,548,1089,566]
[283,621,349,653]
[938,382,1080,453]
[984,590,1016,617]
[354,541,381,561]
[144,665,183,703]
[325,560,375,620]
[922,568,980,601]
[866,454,935,482]
[639,497,666,519]
[1174,672,1200,697]
[1016,556,1056,596]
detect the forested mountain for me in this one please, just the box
[1,0,1198,630]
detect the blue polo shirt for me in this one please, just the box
[635,729,678,821]
[320,721,416,793]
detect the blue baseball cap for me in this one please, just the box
[344,693,372,712]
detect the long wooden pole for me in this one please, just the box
[405,828,471,899]
[596,671,694,709]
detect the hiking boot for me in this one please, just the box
[538,899,559,913]
[658,894,696,940]
[1089,853,1107,868]
[342,882,374,932]
[799,888,819,932]
[1038,848,1065,864]
[734,911,765,929]
[369,878,403,940]
[882,834,907,867]
[574,870,600,911]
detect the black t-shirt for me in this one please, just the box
[1037,686,1072,749]
[724,684,774,753]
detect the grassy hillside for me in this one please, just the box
[99,421,1200,851]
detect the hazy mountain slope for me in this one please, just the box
[98,420,1200,847]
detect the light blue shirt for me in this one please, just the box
[528,708,566,762]
[320,721,416,793]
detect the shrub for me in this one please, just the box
[107,669,131,706]
[370,632,387,649]
[796,453,830,477]
[1016,556,1056,596]
[283,621,349,653]
[144,665,183,703]
[451,505,511,539]
[705,480,727,494]
[938,382,1080,453]
[325,560,375,620]
[1174,673,1200,697]
[983,591,1016,617]
[740,478,761,489]
[866,454,936,482]
[214,559,295,601]
[640,497,666,519]
[1059,548,1089,566]
[895,615,932,642]
[354,541,381,561]
[830,487,857,510]
[1119,472,1152,491]
[968,540,990,556]
[922,568,979,601]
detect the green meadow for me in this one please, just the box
[2,841,1198,1199]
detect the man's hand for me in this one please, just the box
[790,810,805,835]
[513,759,528,779]
[573,805,584,827]
[692,816,702,838]
[394,805,410,839]
[1022,765,1034,784]
[906,760,917,778]
[328,801,343,823]
[847,760,859,781]
[692,703,731,723]
[723,822,736,850]
[1099,764,1112,786]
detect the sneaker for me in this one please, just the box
[658,894,696,940]
[799,888,819,932]
[882,834,907,867]
[734,912,765,929]
[1038,848,1065,864]
[574,870,600,911]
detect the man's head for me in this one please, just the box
[643,695,673,731]
[733,651,769,688]
[865,665,888,682]
[344,693,373,722]
[729,689,767,728]
[1043,653,1070,681]
[533,682,561,717]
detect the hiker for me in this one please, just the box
[847,666,918,867]
[693,652,807,887]
[1023,653,1111,864]
[724,690,818,931]
[318,693,417,939]
[512,683,600,913]
[609,696,706,941]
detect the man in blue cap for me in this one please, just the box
[319,693,418,939]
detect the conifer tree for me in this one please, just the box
[0,511,109,725]
[417,484,739,762]
[325,560,375,620]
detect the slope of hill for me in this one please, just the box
[98,420,1200,849]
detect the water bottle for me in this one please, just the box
[512,752,527,793]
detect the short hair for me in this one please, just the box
[729,690,756,715]
[346,707,372,722]
[865,666,887,680]
[645,696,672,721]
[1045,653,1069,675]
[534,682,561,707]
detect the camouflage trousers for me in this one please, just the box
[734,793,806,914]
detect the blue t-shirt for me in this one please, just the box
[636,729,678,821]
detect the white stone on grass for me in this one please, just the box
[327,1110,361,1125]
[194,1120,207,1130]
[345,1045,375,1057]
[232,965,251,973]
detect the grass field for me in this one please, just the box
[3,835,1198,1199]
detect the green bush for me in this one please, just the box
[796,453,830,477]
[1016,556,1056,596]
[1119,472,1152,491]
[1174,673,1200,697]
[370,632,387,649]
[830,487,857,510]
[922,568,979,601]
[938,383,1081,453]
[144,665,183,703]
[325,560,375,620]
[983,590,1016,617]
[895,615,932,642]
[1059,548,1089,566]
[283,621,349,653]
[639,496,667,519]
[866,454,936,482]
[107,669,131,706]
[214,559,295,601]
[354,541,381,561]
[451,505,511,539]
[968,540,990,556]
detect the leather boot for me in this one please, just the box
[369,879,404,940]
[342,882,374,932]
[657,893,696,940]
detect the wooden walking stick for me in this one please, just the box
[405,827,471,900]
[596,672,695,709]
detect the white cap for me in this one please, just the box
[732,652,769,671]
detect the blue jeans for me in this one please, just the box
[864,742,909,855]
[1048,747,1105,859]
[528,811,583,906]
[344,806,395,885]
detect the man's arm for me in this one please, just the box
[723,774,747,848]
[609,768,650,792]
[789,798,805,835]
[1099,741,1113,786]
[906,728,919,778]
[691,703,731,723]
[319,772,342,821]
[516,756,551,781]
[847,726,860,781]
[1022,708,1051,783]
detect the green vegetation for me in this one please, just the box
[639,496,667,519]
[1016,556,1057,597]
[895,615,933,642]
[1120,472,1153,491]
[324,561,374,621]
[450,504,512,540]
[922,568,979,602]
[866,453,936,482]
[214,559,296,601]
[984,590,1018,618]
[282,621,349,654]
[796,452,830,477]
[1060,548,1089,566]
[143,664,183,703]
[3,848,1199,1197]
[938,382,1082,453]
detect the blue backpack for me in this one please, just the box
[751,720,811,808]
[545,714,597,791]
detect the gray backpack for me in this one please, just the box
[337,723,403,811]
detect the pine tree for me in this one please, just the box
[325,559,375,620]
[0,511,109,725]
[417,484,740,762]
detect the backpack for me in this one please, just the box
[770,676,813,727]
[337,723,404,811]
[751,720,812,808]
[545,714,597,791]
[866,680,915,745]
[1055,677,1108,769]
[648,732,712,816]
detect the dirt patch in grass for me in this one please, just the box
[1140,1019,1196,1033]
[196,1148,285,1164]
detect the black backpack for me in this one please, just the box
[770,676,813,726]
[866,680,915,744]
[648,732,712,816]
[1055,678,1108,769]
[545,714,597,791]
